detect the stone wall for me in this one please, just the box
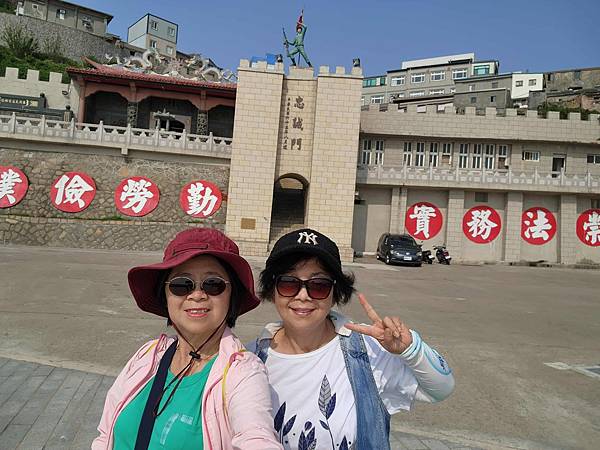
[0,13,132,62]
[0,147,230,251]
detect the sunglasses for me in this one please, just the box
[165,276,230,297]
[275,275,336,300]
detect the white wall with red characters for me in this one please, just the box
[352,186,600,263]
[576,198,600,261]
[520,195,560,262]
[406,189,448,247]
[461,191,506,262]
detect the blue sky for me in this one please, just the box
[82,0,599,76]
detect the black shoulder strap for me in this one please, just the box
[134,339,178,450]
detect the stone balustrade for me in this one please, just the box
[356,164,600,193]
[0,113,232,159]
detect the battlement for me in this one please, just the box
[238,59,362,79]
[1,67,68,85]
[361,102,600,146]
[1,67,77,112]
[363,103,600,124]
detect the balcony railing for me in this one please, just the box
[0,113,232,158]
[357,165,600,191]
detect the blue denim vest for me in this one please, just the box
[255,331,391,450]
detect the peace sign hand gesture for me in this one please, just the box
[344,294,413,355]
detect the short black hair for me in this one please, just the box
[259,253,355,305]
[157,259,242,328]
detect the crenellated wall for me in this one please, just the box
[0,67,79,113]
[361,104,600,144]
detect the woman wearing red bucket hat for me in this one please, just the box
[92,228,282,450]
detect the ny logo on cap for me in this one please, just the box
[297,231,318,245]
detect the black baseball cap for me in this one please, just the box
[266,228,344,279]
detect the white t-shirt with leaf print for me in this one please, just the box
[259,334,419,450]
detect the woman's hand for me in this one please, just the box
[344,294,413,354]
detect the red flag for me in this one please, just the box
[296,10,303,30]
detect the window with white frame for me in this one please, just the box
[151,20,158,30]
[529,79,537,86]
[515,80,524,87]
[429,143,439,167]
[484,144,495,169]
[522,151,540,161]
[429,89,445,95]
[166,46,174,55]
[587,154,600,164]
[409,90,425,97]
[391,76,405,86]
[361,140,372,165]
[361,96,366,106]
[472,144,483,169]
[150,39,158,48]
[374,140,385,165]
[370,95,385,104]
[415,142,425,167]
[452,68,468,79]
[411,73,425,83]
[498,145,510,168]
[430,71,445,81]
[459,143,469,168]
[473,65,490,76]
[442,143,453,156]
[168,26,176,37]
[469,84,475,91]
[56,9,66,20]
[403,142,412,166]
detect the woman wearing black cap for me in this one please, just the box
[93,228,282,450]
[248,228,455,450]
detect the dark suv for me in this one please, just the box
[376,233,422,266]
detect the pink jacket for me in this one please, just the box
[92,328,282,450]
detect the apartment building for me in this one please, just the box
[362,53,497,105]
[127,14,178,58]
[15,0,112,36]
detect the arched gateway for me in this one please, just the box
[269,174,308,245]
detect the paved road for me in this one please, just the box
[0,357,485,450]
[0,245,598,449]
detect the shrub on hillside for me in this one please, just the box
[1,21,39,58]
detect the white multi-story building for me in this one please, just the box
[127,14,178,58]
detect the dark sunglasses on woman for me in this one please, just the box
[275,275,336,300]
[165,276,230,297]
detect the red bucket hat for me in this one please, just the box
[128,228,260,318]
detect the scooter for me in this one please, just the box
[421,249,434,264]
[434,245,452,265]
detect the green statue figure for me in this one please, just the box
[283,10,312,67]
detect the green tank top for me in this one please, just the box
[113,356,216,450]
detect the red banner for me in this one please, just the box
[405,202,443,240]
[576,209,600,247]
[463,206,502,243]
[521,207,557,245]
[50,171,96,213]
[0,166,29,208]
[179,180,223,218]
[114,176,160,217]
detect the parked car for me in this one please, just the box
[376,233,422,266]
